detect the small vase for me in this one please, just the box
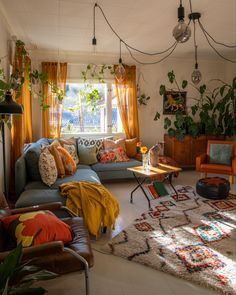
[142,153,149,171]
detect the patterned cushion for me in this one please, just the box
[125,138,137,157]
[57,146,76,175]
[48,145,65,178]
[99,147,130,163]
[1,210,72,247]
[59,137,79,164]
[77,137,104,153]
[39,147,57,186]
[103,138,126,151]
[77,144,98,165]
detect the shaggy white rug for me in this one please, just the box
[103,186,236,295]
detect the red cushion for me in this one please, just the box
[1,210,72,247]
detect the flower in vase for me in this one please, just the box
[140,146,148,154]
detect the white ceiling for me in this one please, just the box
[0,0,236,60]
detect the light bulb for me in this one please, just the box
[191,69,202,85]
[173,20,191,43]
[115,62,126,83]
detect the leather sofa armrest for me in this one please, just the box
[10,202,63,215]
[196,153,207,171]
[0,241,64,262]
[232,156,236,175]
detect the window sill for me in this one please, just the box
[60,132,125,139]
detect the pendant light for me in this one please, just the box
[115,40,126,83]
[173,0,191,43]
[92,3,97,54]
[190,13,202,85]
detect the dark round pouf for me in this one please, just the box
[196,177,230,199]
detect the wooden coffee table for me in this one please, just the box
[127,163,182,210]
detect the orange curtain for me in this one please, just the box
[10,49,33,197]
[115,65,139,139]
[42,62,67,138]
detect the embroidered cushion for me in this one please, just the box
[125,138,137,157]
[57,146,76,175]
[59,137,79,164]
[1,210,72,247]
[48,145,65,178]
[77,144,98,165]
[99,147,130,163]
[39,147,57,186]
[77,137,104,154]
[103,138,126,151]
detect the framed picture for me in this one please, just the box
[163,91,186,115]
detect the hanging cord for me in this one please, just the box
[198,19,236,48]
[94,3,177,56]
[193,19,198,67]
[125,42,178,65]
[198,20,236,63]
[93,3,96,39]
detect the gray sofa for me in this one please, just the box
[15,138,141,209]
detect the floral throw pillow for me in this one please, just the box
[39,147,58,187]
[59,138,79,164]
[1,210,72,247]
[99,147,130,163]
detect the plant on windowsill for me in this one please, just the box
[155,71,236,141]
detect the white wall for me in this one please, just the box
[30,50,235,147]
[0,8,13,195]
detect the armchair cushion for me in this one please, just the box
[1,210,72,247]
[209,143,233,165]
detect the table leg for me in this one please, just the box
[131,172,152,210]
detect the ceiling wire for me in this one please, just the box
[94,1,236,65]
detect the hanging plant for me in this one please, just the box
[81,64,115,83]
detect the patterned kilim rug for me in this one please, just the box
[103,185,236,295]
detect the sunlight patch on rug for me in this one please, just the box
[102,185,236,295]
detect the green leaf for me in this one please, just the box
[164,117,171,129]
[0,243,23,289]
[159,85,166,95]
[182,80,188,89]
[199,84,206,94]
[154,112,160,121]
[20,270,58,284]
[168,71,175,84]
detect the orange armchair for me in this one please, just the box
[196,140,236,185]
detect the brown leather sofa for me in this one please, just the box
[196,140,236,185]
[0,198,93,295]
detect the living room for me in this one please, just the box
[0,0,236,294]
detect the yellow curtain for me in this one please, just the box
[42,62,67,138]
[10,50,33,197]
[115,65,139,139]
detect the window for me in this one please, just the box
[61,82,123,135]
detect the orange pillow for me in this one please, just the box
[48,145,65,178]
[1,210,72,247]
[57,146,76,175]
[125,138,137,157]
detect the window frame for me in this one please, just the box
[61,78,125,138]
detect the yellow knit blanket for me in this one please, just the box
[59,181,120,237]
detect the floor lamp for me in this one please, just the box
[0,91,23,201]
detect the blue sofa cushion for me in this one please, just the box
[25,138,50,181]
[91,159,141,172]
[25,169,100,190]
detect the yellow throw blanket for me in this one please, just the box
[59,181,120,237]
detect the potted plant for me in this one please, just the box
[0,243,58,294]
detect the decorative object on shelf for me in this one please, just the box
[92,1,236,81]
[0,91,23,201]
[163,91,186,115]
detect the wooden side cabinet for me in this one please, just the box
[164,134,224,168]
